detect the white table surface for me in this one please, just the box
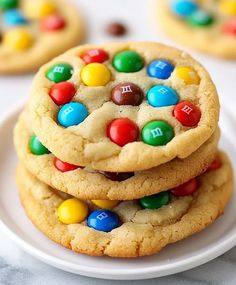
[0,0,236,284]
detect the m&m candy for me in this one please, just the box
[111,82,144,106]
[141,120,174,146]
[58,198,88,224]
[99,171,134,181]
[23,1,56,19]
[80,48,109,64]
[0,0,18,11]
[40,15,66,32]
[3,9,28,26]
[54,157,81,172]
[80,63,111,87]
[3,27,33,50]
[46,63,73,83]
[49,82,76,105]
[140,191,171,209]
[147,59,175,80]
[58,102,88,127]
[173,101,201,127]
[208,157,222,171]
[91,200,120,209]
[171,0,198,17]
[147,85,179,108]
[29,135,50,155]
[107,118,139,146]
[187,10,214,27]
[113,50,144,73]
[223,18,236,36]
[87,209,119,232]
[171,178,198,196]
[175,66,200,85]
[219,0,236,16]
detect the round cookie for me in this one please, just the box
[28,42,219,171]
[17,151,233,257]
[0,0,84,74]
[157,0,236,59]
[14,109,219,200]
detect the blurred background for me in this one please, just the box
[0,0,235,118]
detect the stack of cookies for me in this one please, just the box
[14,42,234,258]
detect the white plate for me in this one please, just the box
[0,101,236,281]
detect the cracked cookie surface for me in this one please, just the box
[15,109,219,200]
[17,151,233,257]
[28,42,219,171]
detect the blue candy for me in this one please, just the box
[171,0,198,17]
[147,59,174,80]
[87,209,119,232]
[3,9,28,26]
[58,102,88,127]
[147,85,179,108]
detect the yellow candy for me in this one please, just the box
[175,67,200,85]
[58,198,88,224]
[92,200,120,209]
[3,28,33,50]
[81,63,111,86]
[23,1,56,19]
[219,0,236,16]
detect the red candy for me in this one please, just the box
[49,82,76,105]
[171,178,198,197]
[173,101,201,127]
[223,18,236,36]
[54,157,81,172]
[107,118,139,146]
[80,49,109,64]
[208,157,222,171]
[40,15,66,32]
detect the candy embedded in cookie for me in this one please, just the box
[29,42,219,171]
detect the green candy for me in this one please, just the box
[46,63,73,83]
[112,50,144,73]
[29,135,50,155]
[140,192,171,209]
[187,10,214,27]
[141,120,174,146]
[0,0,18,10]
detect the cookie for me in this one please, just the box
[17,151,233,257]
[0,0,84,74]
[28,42,219,172]
[14,109,219,200]
[157,0,236,59]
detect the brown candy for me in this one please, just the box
[99,171,134,182]
[106,22,127,36]
[111,82,144,106]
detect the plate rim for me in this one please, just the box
[0,100,236,280]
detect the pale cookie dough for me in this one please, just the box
[0,0,84,74]
[17,151,233,257]
[156,0,236,59]
[14,109,220,200]
[28,42,219,171]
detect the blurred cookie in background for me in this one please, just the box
[156,0,236,59]
[0,0,85,74]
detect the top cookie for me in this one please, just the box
[0,0,84,74]
[29,42,219,172]
[157,0,236,59]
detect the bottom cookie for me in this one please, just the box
[17,152,233,258]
